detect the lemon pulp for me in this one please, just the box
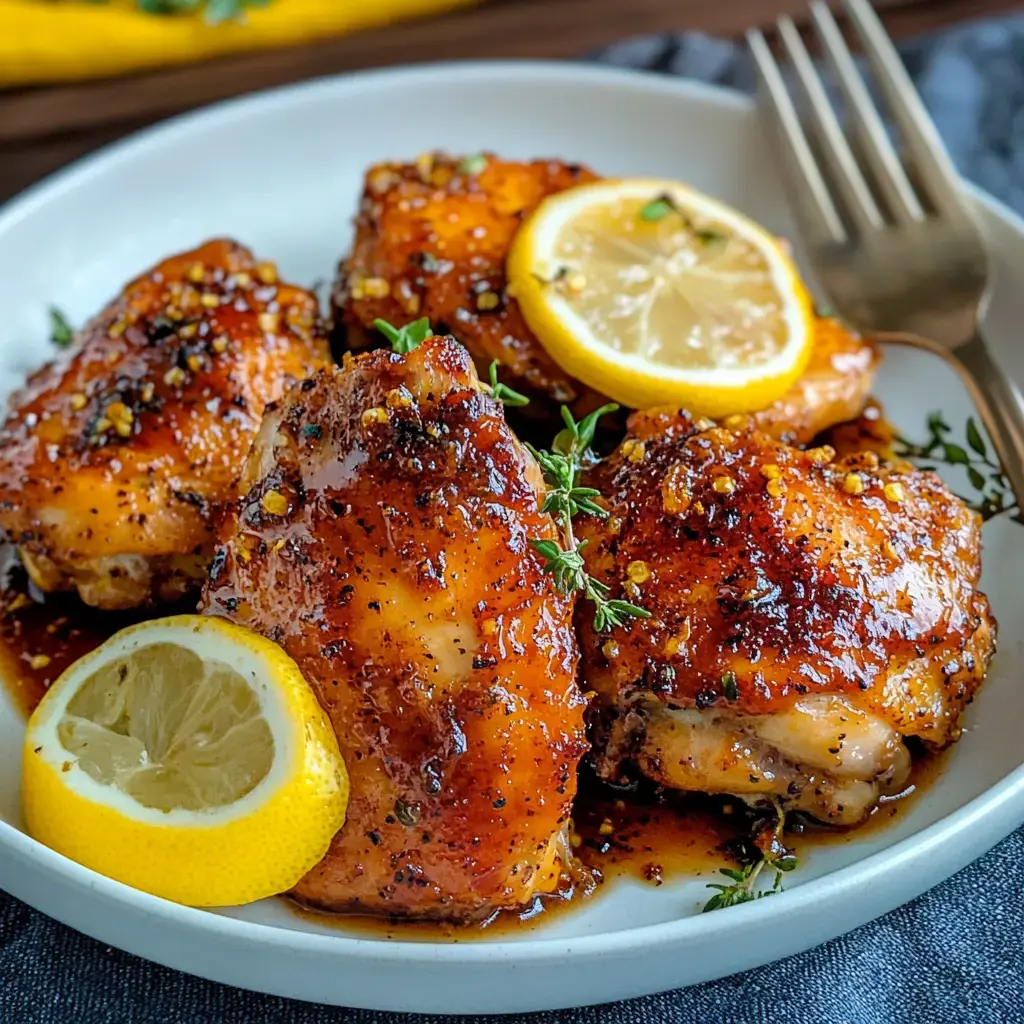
[550,194,790,370]
[57,642,274,813]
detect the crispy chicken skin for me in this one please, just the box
[577,411,995,825]
[0,240,329,610]
[736,317,879,446]
[332,154,598,407]
[202,336,587,919]
[822,399,898,460]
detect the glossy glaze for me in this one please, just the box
[823,399,899,460]
[577,412,995,821]
[202,336,587,920]
[581,412,993,727]
[0,240,329,608]
[331,154,599,410]
[742,317,879,445]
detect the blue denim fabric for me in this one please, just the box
[3,15,1024,1023]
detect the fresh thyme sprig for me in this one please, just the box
[374,317,433,355]
[703,804,797,912]
[894,412,1017,522]
[487,361,530,407]
[527,406,650,632]
[49,307,74,348]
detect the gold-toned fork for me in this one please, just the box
[747,0,1024,505]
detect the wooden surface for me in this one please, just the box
[0,0,1014,203]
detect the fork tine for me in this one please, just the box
[746,28,848,245]
[809,2,925,224]
[842,0,963,215]
[775,16,885,235]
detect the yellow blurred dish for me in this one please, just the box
[0,0,478,87]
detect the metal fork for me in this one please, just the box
[747,0,1024,505]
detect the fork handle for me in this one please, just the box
[953,331,1024,510]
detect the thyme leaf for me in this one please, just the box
[374,317,433,355]
[702,804,797,912]
[637,193,725,247]
[49,307,74,348]
[527,405,650,632]
[894,413,1018,522]
[487,361,530,407]
[639,196,674,222]
[458,153,488,176]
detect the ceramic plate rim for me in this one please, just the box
[1,58,1023,967]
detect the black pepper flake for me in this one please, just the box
[145,315,178,344]
[301,423,322,440]
[695,689,717,709]
[173,489,206,511]
[492,798,506,809]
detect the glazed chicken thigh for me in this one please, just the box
[332,154,598,407]
[578,410,995,825]
[742,318,878,446]
[203,336,587,919]
[0,240,328,609]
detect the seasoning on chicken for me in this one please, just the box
[0,240,329,610]
[202,335,587,920]
[821,399,898,460]
[331,153,598,409]
[577,410,995,826]
[729,317,879,446]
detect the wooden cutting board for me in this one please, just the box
[0,0,1013,202]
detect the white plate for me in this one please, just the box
[1,62,1023,1016]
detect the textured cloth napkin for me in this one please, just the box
[3,14,1024,1024]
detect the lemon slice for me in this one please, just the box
[507,178,814,415]
[22,615,348,907]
